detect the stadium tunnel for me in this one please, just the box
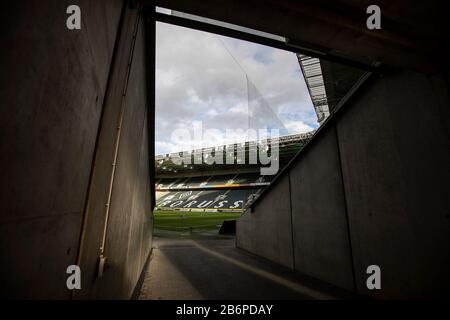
[0,0,449,299]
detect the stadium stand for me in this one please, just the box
[155,132,314,212]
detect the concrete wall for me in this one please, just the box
[336,71,450,298]
[289,126,354,292]
[0,1,154,299]
[238,125,354,292]
[74,7,153,298]
[237,175,294,269]
[237,69,450,298]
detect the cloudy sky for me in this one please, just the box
[155,22,318,155]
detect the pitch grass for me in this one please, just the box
[153,210,241,231]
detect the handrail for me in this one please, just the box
[98,2,144,276]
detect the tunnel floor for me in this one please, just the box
[138,236,353,300]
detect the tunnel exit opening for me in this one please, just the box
[136,4,377,300]
[151,9,317,240]
[145,5,371,241]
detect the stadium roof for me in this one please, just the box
[297,54,330,124]
[155,131,315,176]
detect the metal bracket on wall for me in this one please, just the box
[97,254,107,278]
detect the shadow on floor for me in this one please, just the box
[139,232,355,300]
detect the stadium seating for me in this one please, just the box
[155,132,314,212]
[155,186,263,211]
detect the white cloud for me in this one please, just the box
[155,22,317,154]
[285,120,315,134]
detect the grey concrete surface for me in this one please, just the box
[238,70,450,299]
[151,0,449,73]
[1,0,448,300]
[290,127,354,292]
[0,1,153,299]
[139,237,353,300]
[74,6,153,299]
[0,0,123,299]
[336,71,450,298]
[238,127,354,293]
[0,213,83,299]
[237,175,294,269]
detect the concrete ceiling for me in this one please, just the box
[147,0,449,74]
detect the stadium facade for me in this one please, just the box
[155,131,315,211]
[155,55,328,212]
